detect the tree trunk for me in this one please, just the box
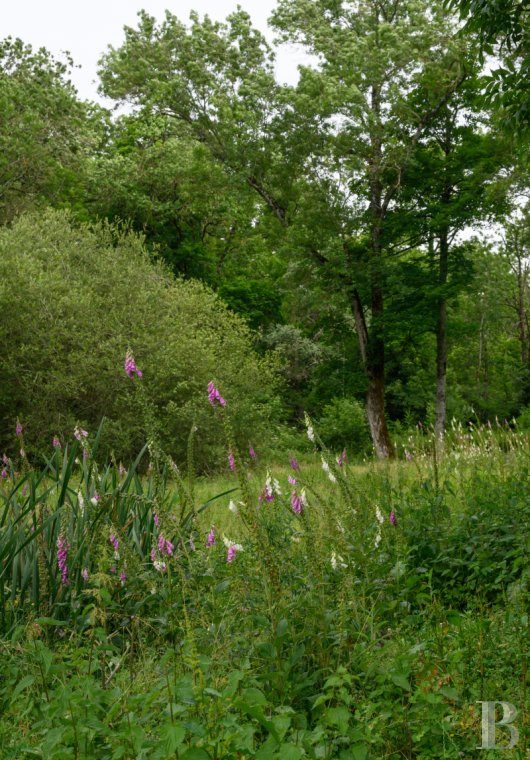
[350,287,394,459]
[434,229,448,440]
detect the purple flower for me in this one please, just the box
[150,547,157,562]
[289,456,300,471]
[389,511,397,526]
[119,571,127,585]
[57,534,69,586]
[74,427,88,441]
[158,535,174,556]
[337,448,347,467]
[288,475,297,486]
[1,469,8,479]
[109,534,119,552]
[291,490,303,514]
[53,436,61,449]
[124,349,142,378]
[81,568,89,581]
[227,545,238,563]
[259,487,274,504]
[249,446,257,460]
[153,512,160,527]
[206,528,216,547]
[228,448,235,472]
[15,421,23,437]
[207,381,226,408]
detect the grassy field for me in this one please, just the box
[0,420,529,758]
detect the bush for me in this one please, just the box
[0,210,279,467]
[317,396,371,454]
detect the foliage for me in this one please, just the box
[1,401,530,757]
[0,210,280,467]
[0,37,105,224]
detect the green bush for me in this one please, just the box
[317,396,371,454]
[0,210,279,467]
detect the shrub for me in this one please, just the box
[0,210,279,467]
[317,396,371,454]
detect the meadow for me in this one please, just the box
[1,397,529,759]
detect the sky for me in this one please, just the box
[1,0,308,102]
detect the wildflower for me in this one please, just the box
[331,551,348,570]
[20,448,26,459]
[375,506,384,525]
[223,536,243,562]
[158,535,174,556]
[81,568,89,581]
[228,500,238,514]
[57,534,69,586]
[90,491,100,506]
[15,421,23,437]
[207,381,226,407]
[374,531,382,549]
[124,348,142,378]
[249,445,257,460]
[404,449,413,462]
[189,536,196,551]
[2,454,8,465]
[337,448,347,467]
[1,469,7,479]
[109,534,119,553]
[153,512,160,527]
[206,528,216,547]
[288,475,297,486]
[321,457,337,483]
[291,490,303,514]
[74,427,88,441]
[150,547,156,562]
[389,511,397,526]
[118,462,126,477]
[21,485,29,497]
[119,571,127,585]
[77,491,85,514]
[228,448,235,472]
[53,436,61,449]
[154,560,166,573]
[289,455,300,471]
[304,413,315,443]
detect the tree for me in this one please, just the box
[0,210,279,466]
[396,71,511,437]
[448,0,529,130]
[0,37,104,224]
[99,3,468,457]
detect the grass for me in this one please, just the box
[0,417,529,758]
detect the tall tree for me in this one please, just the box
[449,0,529,130]
[0,37,104,224]
[99,3,467,457]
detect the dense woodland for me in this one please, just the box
[0,0,529,462]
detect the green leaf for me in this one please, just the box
[11,675,34,703]
[180,750,211,760]
[391,674,411,691]
[161,723,186,753]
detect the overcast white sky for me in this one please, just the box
[1,0,307,102]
